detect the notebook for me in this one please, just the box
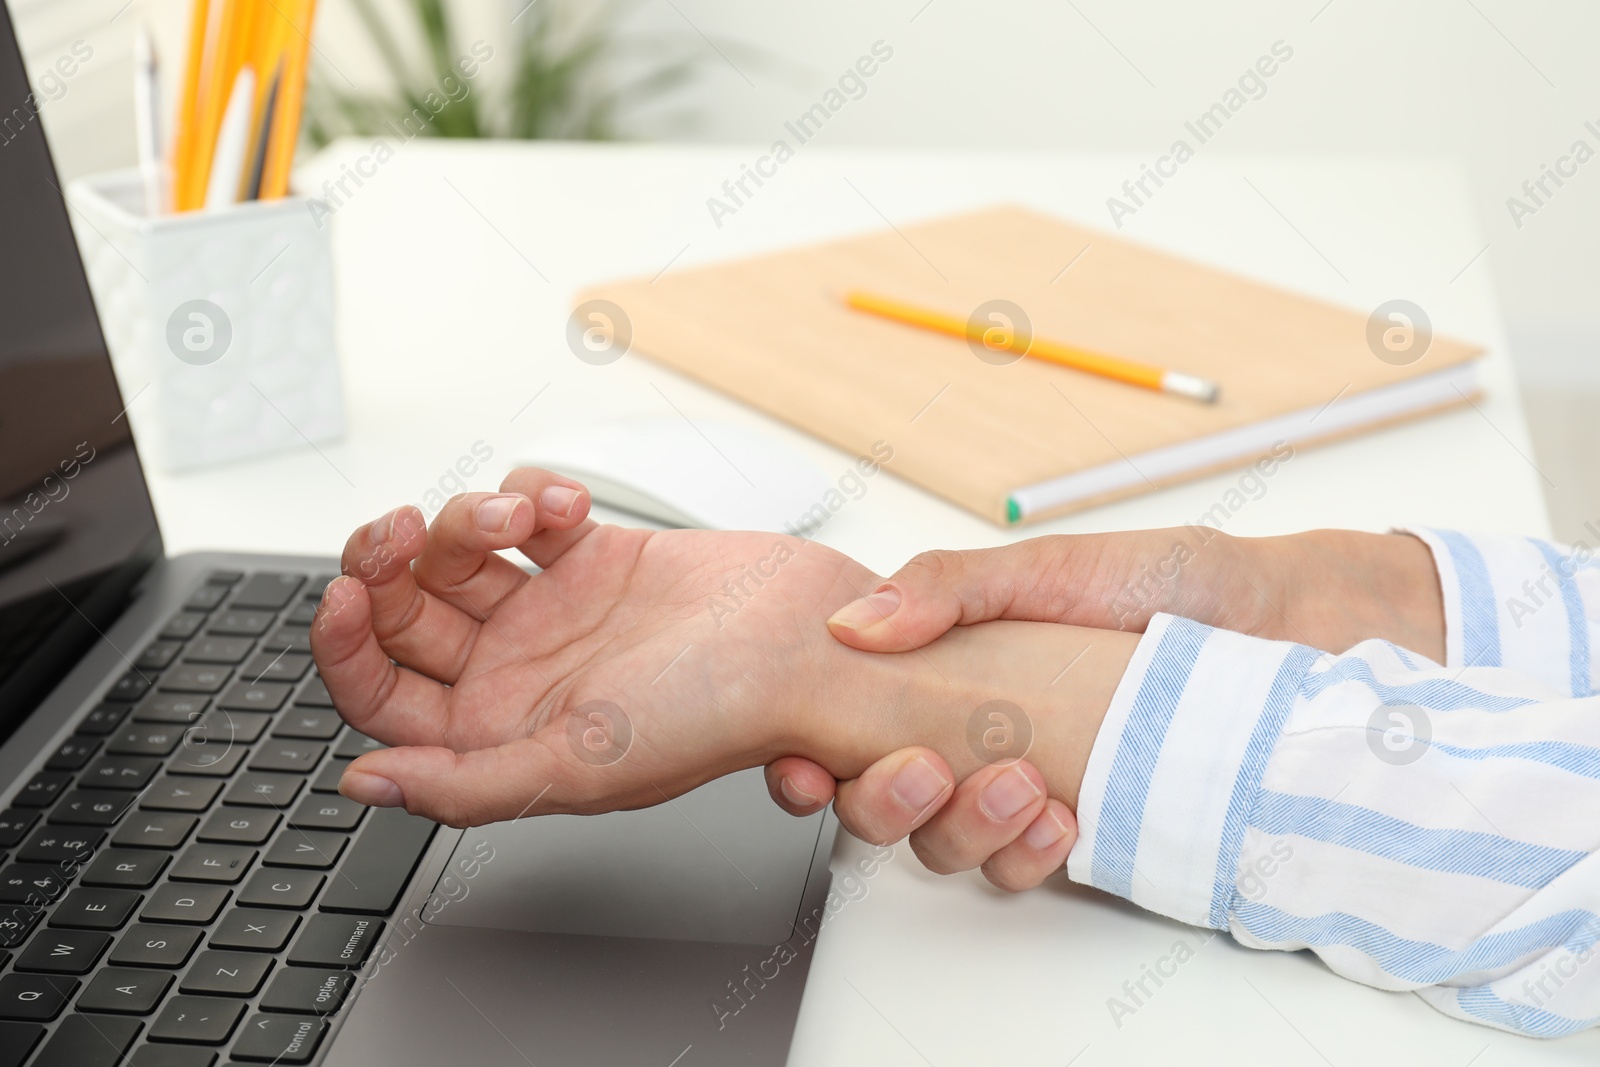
[580,205,1483,526]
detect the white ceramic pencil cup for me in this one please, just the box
[67,169,344,472]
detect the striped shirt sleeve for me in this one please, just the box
[1068,608,1600,1038]
[1403,527,1600,697]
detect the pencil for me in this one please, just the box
[258,0,317,199]
[170,0,212,211]
[843,290,1221,403]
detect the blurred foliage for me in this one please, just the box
[306,0,711,144]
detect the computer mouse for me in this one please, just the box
[521,416,836,533]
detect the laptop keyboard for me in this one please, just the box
[0,570,440,1066]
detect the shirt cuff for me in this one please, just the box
[1399,526,1595,697]
[1066,614,1319,929]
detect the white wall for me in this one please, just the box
[13,0,1599,380]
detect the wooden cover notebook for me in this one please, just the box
[581,205,1483,526]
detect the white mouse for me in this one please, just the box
[522,416,836,533]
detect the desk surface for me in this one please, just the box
[138,143,1582,1065]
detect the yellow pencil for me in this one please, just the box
[170,0,212,211]
[843,290,1220,403]
[259,0,317,199]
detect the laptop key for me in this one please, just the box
[77,967,174,1014]
[283,601,319,626]
[249,743,324,775]
[317,808,436,916]
[217,682,292,713]
[15,929,111,974]
[287,796,364,832]
[230,1013,326,1063]
[272,709,341,741]
[80,755,162,790]
[82,849,170,889]
[242,652,311,684]
[207,570,244,586]
[158,667,231,695]
[107,672,155,703]
[0,973,77,1020]
[160,613,207,640]
[141,884,230,925]
[136,642,184,671]
[29,1012,142,1066]
[112,813,197,850]
[170,844,255,885]
[238,869,323,910]
[49,790,130,827]
[262,831,346,870]
[48,888,141,930]
[230,573,304,611]
[18,826,102,865]
[128,1044,217,1067]
[286,914,383,969]
[223,774,303,810]
[0,864,65,904]
[133,694,209,724]
[331,730,383,760]
[182,637,253,666]
[76,703,130,736]
[293,677,333,708]
[198,809,279,846]
[0,810,38,848]
[148,995,245,1044]
[140,778,223,813]
[167,747,247,778]
[180,950,273,996]
[107,726,185,758]
[185,584,228,611]
[207,611,273,638]
[261,627,311,655]
[258,967,349,1015]
[209,908,299,952]
[45,737,99,770]
[14,772,72,807]
[0,1021,44,1065]
[0,906,42,948]
[308,760,350,794]
[191,711,270,747]
[109,924,203,968]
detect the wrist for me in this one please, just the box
[1272,529,1445,660]
[805,619,1140,809]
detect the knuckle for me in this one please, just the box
[900,549,962,585]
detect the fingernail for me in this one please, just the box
[340,770,403,808]
[476,494,524,532]
[779,776,818,808]
[1023,809,1071,850]
[540,485,580,518]
[827,588,901,631]
[890,756,949,813]
[979,764,1042,822]
[370,509,397,545]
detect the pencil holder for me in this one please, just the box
[67,169,344,472]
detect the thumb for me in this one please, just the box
[827,543,1059,652]
[339,741,578,829]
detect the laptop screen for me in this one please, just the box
[0,4,162,744]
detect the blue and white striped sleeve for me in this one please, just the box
[1403,526,1600,697]
[1067,602,1600,1037]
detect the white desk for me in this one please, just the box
[138,143,1587,1065]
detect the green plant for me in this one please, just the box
[306,0,708,144]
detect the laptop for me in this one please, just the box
[0,7,837,1065]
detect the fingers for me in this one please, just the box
[498,468,598,568]
[827,542,1065,653]
[311,576,453,748]
[978,800,1078,892]
[832,748,954,846]
[905,760,1049,875]
[411,492,539,619]
[764,756,838,817]
[337,738,575,829]
[340,507,479,683]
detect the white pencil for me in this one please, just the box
[204,67,255,211]
[133,24,163,215]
